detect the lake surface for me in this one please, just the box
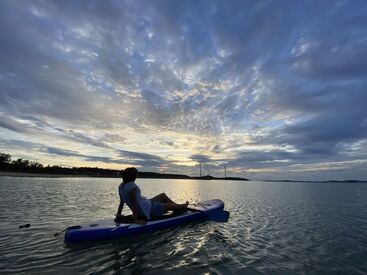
[0,177,367,274]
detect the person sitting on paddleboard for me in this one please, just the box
[116,167,189,225]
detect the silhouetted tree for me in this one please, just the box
[12,158,30,169]
[0,153,11,163]
[29,161,43,169]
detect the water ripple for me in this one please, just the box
[1,178,367,274]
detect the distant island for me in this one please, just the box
[263,179,367,183]
[0,152,249,181]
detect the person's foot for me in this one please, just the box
[173,201,189,213]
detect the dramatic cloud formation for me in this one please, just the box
[1,0,366,180]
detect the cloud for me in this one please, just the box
[190,154,212,163]
[1,0,367,180]
[0,116,31,133]
[46,147,83,157]
[63,130,110,148]
[116,149,169,169]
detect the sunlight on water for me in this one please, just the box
[0,177,367,273]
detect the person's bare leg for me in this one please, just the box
[150,193,176,204]
[162,201,189,212]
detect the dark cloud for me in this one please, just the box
[64,130,110,148]
[84,156,119,163]
[45,147,125,165]
[116,149,168,168]
[0,116,30,133]
[0,138,44,152]
[190,154,212,163]
[46,147,83,157]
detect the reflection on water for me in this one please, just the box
[0,177,367,273]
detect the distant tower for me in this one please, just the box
[224,166,227,178]
[199,163,202,177]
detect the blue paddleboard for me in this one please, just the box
[64,199,225,243]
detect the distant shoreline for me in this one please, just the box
[0,153,249,181]
[1,172,365,182]
[262,179,367,183]
[0,171,89,178]
[0,171,249,181]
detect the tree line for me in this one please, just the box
[0,152,190,178]
[0,152,122,176]
[0,152,248,180]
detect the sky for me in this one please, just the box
[0,0,367,180]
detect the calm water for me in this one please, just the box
[0,177,367,274]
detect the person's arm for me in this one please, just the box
[116,199,124,217]
[128,188,146,225]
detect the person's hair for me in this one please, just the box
[122,167,138,183]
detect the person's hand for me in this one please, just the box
[115,214,123,222]
[135,219,147,225]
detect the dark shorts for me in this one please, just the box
[150,201,165,218]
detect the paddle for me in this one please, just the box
[187,208,230,222]
[54,225,81,237]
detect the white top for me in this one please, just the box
[118,181,152,219]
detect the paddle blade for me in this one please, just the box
[208,210,230,223]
